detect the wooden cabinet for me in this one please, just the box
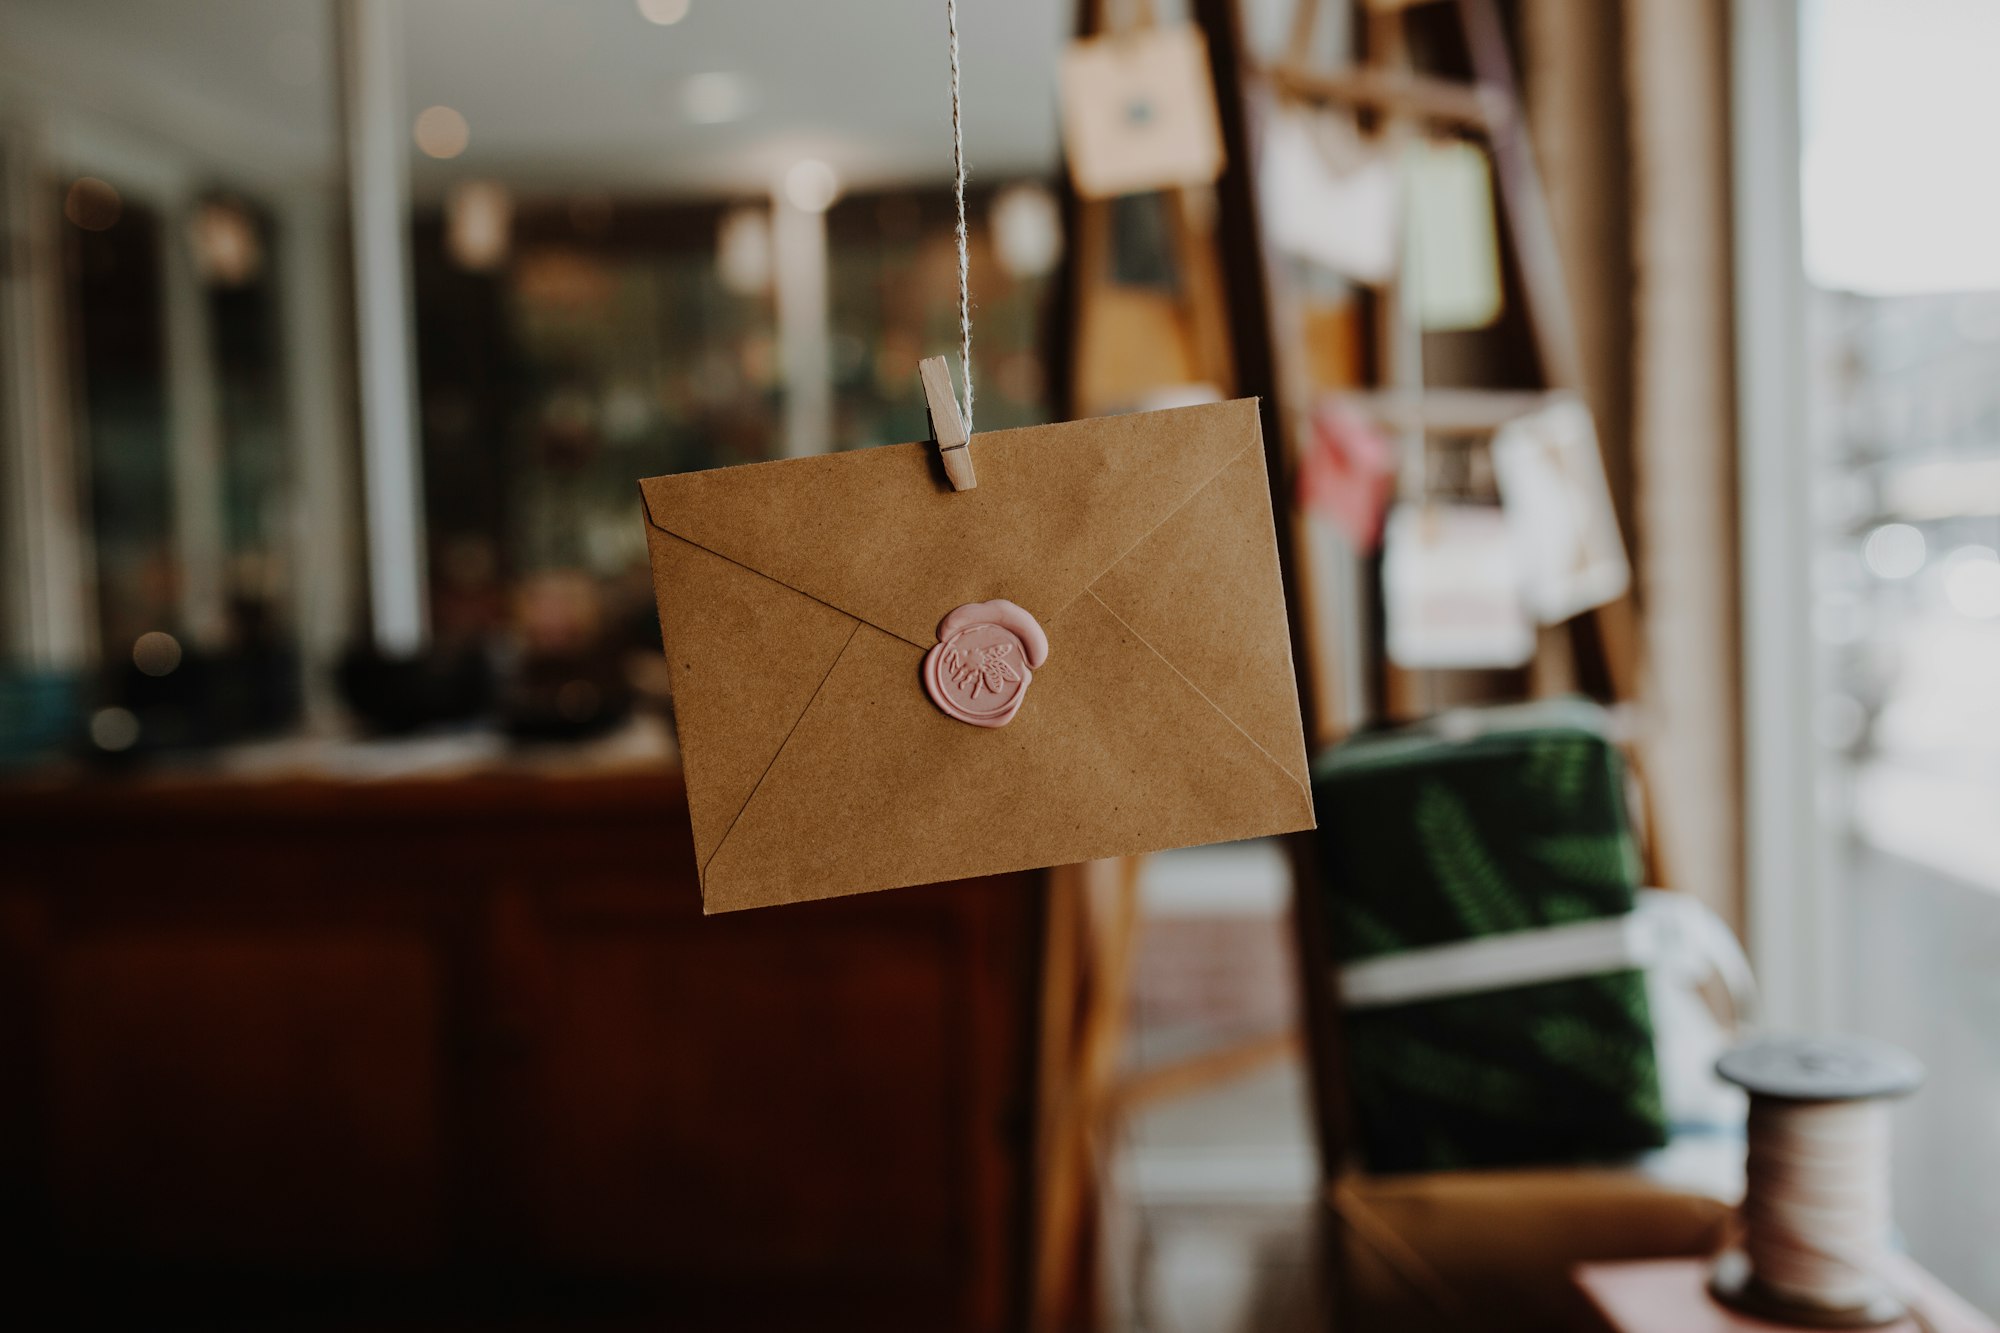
[0,772,1044,1330]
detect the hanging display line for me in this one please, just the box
[946,0,974,433]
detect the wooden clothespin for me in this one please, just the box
[920,355,977,492]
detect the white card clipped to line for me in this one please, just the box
[1383,503,1535,669]
[1408,138,1502,331]
[1261,107,1401,285]
[1491,398,1630,624]
[1060,25,1225,200]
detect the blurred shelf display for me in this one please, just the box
[4,177,1053,767]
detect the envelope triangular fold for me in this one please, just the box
[1089,448,1310,786]
[700,594,1314,913]
[647,527,859,867]
[639,400,1259,648]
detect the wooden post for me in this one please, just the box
[336,0,429,657]
[0,127,97,669]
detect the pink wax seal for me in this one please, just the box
[923,600,1049,728]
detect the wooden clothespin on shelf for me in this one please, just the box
[920,355,977,491]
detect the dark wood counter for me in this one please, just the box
[0,767,1046,1330]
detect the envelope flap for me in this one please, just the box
[639,399,1260,647]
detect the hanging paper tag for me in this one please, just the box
[1060,25,1226,200]
[1298,397,1396,552]
[1261,107,1402,285]
[1383,503,1534,669]
[1491,399,1630,623]
[1408,139,1503,331]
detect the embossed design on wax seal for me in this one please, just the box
[923,600,1050,728]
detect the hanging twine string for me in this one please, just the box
[946,0,974,432]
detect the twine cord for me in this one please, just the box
[946,0,974,432]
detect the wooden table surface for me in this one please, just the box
[1575,1258,1997,1333]
[0,762,1048,1331]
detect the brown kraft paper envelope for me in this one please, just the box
[639,398,1315,913]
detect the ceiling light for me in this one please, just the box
[413,105,470,159]
[683,72,750,125]
[637,0,691,25]
[782,159,840,214]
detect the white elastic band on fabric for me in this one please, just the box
[1337,889,1754,1013]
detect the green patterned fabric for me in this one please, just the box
[1310,699,1667,1173]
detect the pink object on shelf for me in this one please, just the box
[923,600,1049,729]
[1299,397,1396,552]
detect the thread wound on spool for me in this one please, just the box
[1711,1036,1924,1329]
[1744,1099,1892,1309]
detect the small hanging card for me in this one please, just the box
[1060,25,1226,200]
[639,399,1314,912]
[1491,398,1631,623]
[1298,396,1396,552]
[1261,107,1402,285]
[1408,138,1503,331]
[1382,502,1535,669]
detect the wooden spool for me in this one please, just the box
[1709,1036,1925,1329]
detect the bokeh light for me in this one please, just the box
[88,707,140,752]
[716,207,772,295]
[446,181,512,271]
[413,105,470,159]
[1943,545,2000,619]
[636,0,691,25]
[1863,522,1926,579]
[132,631,183,677]
[190,201,263,286]
[991,183,1063,280]
[783,159,840,214]
[63,177,122,231]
